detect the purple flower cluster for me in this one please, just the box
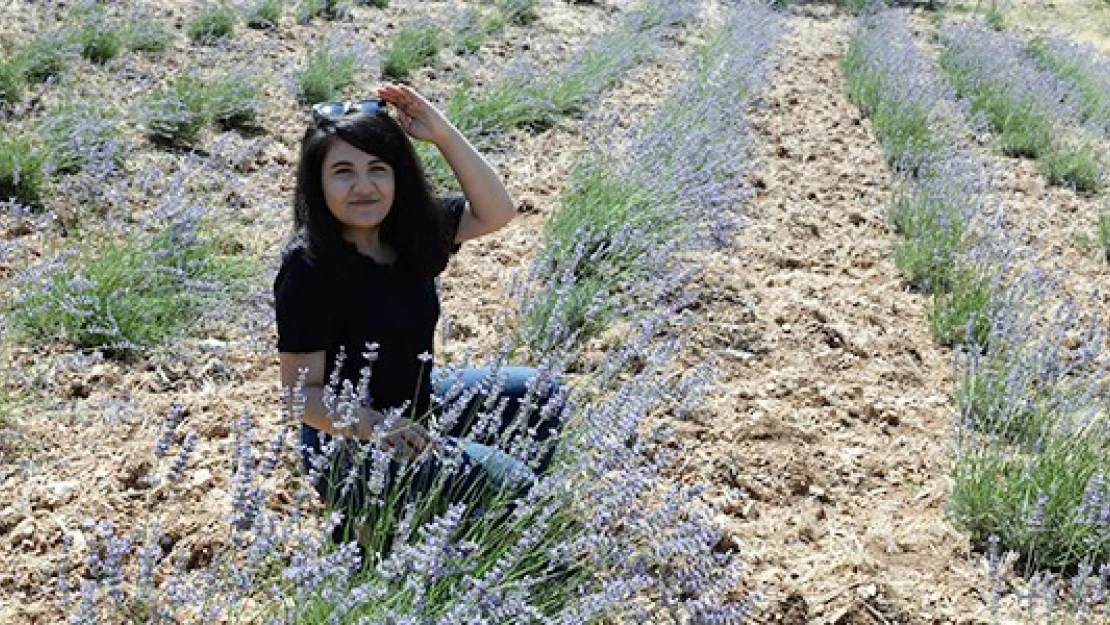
[941,20,1087,134]
[1030,35,1110,137]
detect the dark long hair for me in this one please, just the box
[290,112,453,279]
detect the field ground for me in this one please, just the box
[2,0,1110,622]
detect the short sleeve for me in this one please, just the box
[439,194,467,255]
[273,249,334,353]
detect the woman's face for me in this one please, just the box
[321,139,396,235]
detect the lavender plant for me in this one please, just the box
[296,46,359,104]
[66,3,124,64]
[297,0,350,23]
[0,61,24,108]
[452,6,505,55]
[123,15,172,53]
[9,221,252,358]
[497,0,539,26]
[381,24,442,82]
[187,5,237,44]
[0,138,47,208]
[205,76,263,130]
[16,30,77,83]
[142,78,212,145]
[244,0,284,29]
[142,75,262,144]
[1097,201,1110,263]
[885,162,973,293]
[40,101,124,175]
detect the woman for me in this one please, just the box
[274,84,563,549]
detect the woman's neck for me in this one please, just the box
[343,228,394,263]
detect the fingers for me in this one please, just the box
[380,423,429,461]
[376,83,418,109]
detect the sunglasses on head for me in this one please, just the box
[312,98,386,122]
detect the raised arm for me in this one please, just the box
[376,83,517,243]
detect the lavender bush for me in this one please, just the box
[244,0,284,29]
[187,5,237,44]
[296,45,361,104]
[381,24,443,81]
[123,14,173,54]
[142,78,215,146]
[298,0,351,23]
[9,224,251,359]
[142,75,263,145]
[0,60,24,107]
[0,138,47,208]
[41,101,124,175]
[16,29,78,83]
[66,2,124,65]
[497,0,540,26]
[451,5,505,55]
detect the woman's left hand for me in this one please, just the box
[376,83,452,145]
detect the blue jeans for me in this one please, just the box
[300,366,565,547]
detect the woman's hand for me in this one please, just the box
[355,410,430,461]
[376,83,453,145]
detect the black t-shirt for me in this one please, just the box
[274,196,466,421]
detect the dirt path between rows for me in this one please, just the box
[673,6,997,622]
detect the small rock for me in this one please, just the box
[198,339,228,353]
[47,480,80,499]
[9,517,35,546]
[713,532,741,553]
[0,506,24,533]
[189,468,215,489]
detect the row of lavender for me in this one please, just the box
[939,20,1109,193]
[48,1,782,623]
[506,3,786,621]
[846,7,1110,618]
